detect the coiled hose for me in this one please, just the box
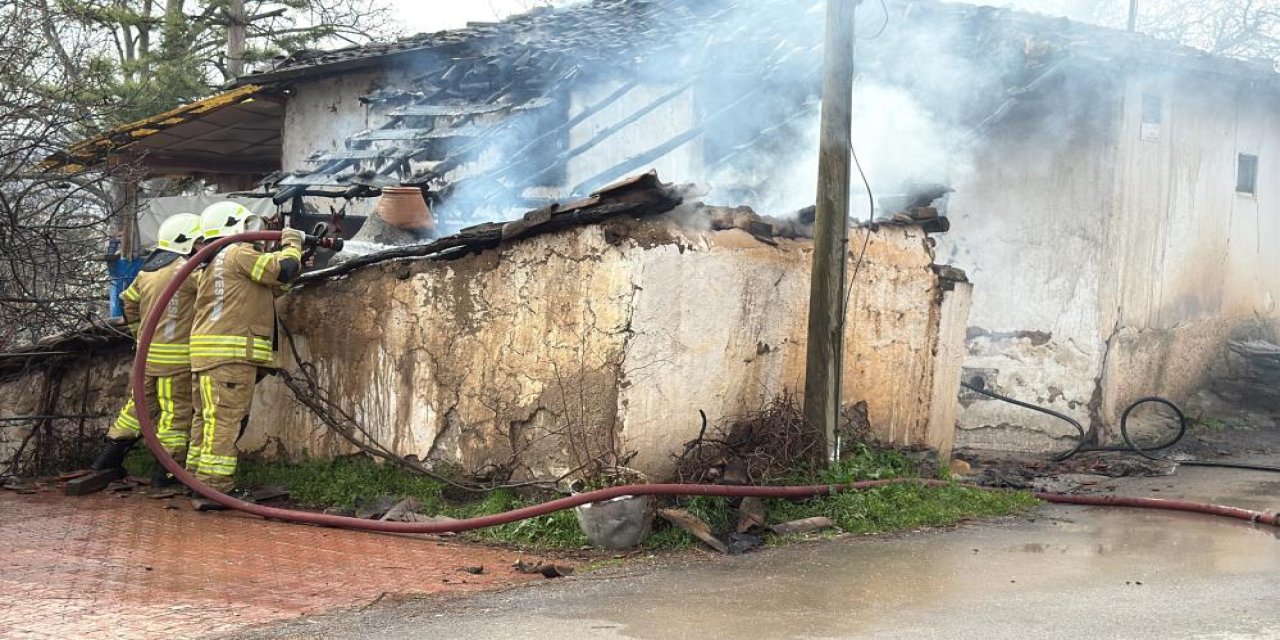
[961,379,1280,472]
[129,232,1280,533]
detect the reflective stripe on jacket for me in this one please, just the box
[190,242,301,372]
[119,255,198,377]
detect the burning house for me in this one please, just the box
[11,0,1280,476]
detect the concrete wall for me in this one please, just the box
[239,214,961,480]
[944,65,1280,453]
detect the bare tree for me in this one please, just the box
[0,3,132,348]
[1133,0,1280,60]
[47,0,397,124]
[1007,0,1280,62]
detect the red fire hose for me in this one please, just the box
[131,231,1280,534]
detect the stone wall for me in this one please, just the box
[0,351,130,475]
[1,213,966,480]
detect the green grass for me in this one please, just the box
[123,446,157,478]
[1192,417,1252,432]
[233,458,591,548]
[647,445,1036,547]
[222,449,1037,551]
[236,457,447,512]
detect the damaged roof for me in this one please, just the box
[47,0,1280,191]
[242,0,1280,85]
[41,84,286,174]
[0,170,686,372]
[236,0,731,87]
[254,0,1280,210]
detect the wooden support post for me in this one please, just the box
[118,169,141,260]
[804,0,857,462]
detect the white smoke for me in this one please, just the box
[421,0,1081,226]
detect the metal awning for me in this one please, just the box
[42,84,286,176]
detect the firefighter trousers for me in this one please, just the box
[188,363,257,492]
[108,372,192,464]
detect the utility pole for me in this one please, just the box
[1127,0,1138,32]
[804,0,858,463]
[227,0,247,78]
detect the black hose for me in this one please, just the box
[1119,396,1186,459]
[1181,460,1280,471]
[960,379,1280,473]
[960,380,1085,461]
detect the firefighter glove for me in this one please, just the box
[280,228,305,250]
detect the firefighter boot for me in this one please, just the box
[91,437,136,472]
[66,438,134,495]
[150,463,177,489]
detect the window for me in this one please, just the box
[1237,154,1259,195]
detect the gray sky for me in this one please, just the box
[387,0,1108,37]
[391,1,574,35]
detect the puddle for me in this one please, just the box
[513,506,1280,640]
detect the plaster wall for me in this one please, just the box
[1097,70,1280,438]
[941,73,1117,452]
[945,67,1280,453]
[0,219,961,480]
[237,216,959,480]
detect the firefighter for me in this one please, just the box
[92,213,204,488]
[186,201,303,506]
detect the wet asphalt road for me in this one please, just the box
[229,467,1280,640]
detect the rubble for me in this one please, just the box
[724,532,764,555]
[965,451,1179,491]
[355,495,400,520]
[247,485,290,502]
[657,508,729,554]
[768,517,835,536]
[63,468,125,496]
[296,170,685,284]
[736,497,767,533]
[378,497,422,522]
[513,559,574,579]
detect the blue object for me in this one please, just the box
[106,238,144,318]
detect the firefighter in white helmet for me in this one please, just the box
[186,201,304,506]
[89,213,204,489]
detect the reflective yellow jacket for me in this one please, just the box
[120,253,198,377]
[189,240,302,372]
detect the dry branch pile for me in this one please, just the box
[674,395,872,485]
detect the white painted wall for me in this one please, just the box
[946,65,1280,453]
[281,68,412,218]
[940,72,1118,451]
[565,81,702,194]
[1097,69,1280,436]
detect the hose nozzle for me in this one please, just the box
[303,222,343,252]
[305,236,344,252]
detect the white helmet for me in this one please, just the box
[200,201,261,239]
[156,213,202,255]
